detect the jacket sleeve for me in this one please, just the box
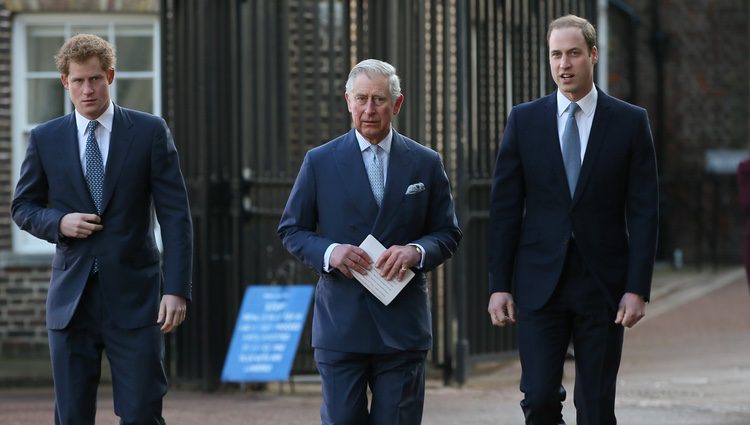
[150,119,194,300]
[277,152,336,274]
[624,109,659,299]
[487,108,525,294]
[11,129,67,244]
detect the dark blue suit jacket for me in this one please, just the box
[12,105,193,330]
[488,90,658,311]
[278,129,461,353]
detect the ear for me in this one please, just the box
[392,94,404,115]
[106,68,115,84]
[60,74,69,90]
[591,46,599,65]
[345,91,353,113]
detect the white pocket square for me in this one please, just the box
[405,182,425,195]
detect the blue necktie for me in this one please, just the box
[85,120,104,213]
[562,103,581,197]
[367,145,385,207]
[84,120,104,273]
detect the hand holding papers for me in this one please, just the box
[351,235,414,305]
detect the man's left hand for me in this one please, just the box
[615,292,646,328]
[158,294,187,334]
[376,245,421,281]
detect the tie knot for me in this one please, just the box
[567,103,579,116]
[87,120,99,134]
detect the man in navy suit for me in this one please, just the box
[12,34,192,424]
[278,59,461,425]
[487,15,658,425]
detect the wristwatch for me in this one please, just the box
[413,245,423,259]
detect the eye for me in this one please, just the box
[373,96,386,106]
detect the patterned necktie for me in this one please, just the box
[562,102,581,197]
[367,145,385,207]
[85,120,104,213]
[85,120,104,273]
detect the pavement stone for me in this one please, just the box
[1,266,749,424]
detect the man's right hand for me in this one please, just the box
[488,291,516,327]
[329,244,372,278]
[59,213,103,238]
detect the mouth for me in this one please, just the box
[559,73,575,83]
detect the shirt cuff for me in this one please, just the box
[408,243,425,269]
[323,243,340,273]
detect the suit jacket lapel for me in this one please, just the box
[372,131,413,235]
[540,94,571,203]
[59,113,96,210]
[334,130,379,224]
[572,90,612,206]
[100,105,134,213]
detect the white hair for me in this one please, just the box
[345,59,402,102]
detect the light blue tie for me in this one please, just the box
[367,145,385,207]
[562,103,581,197]
[84,120,104,272]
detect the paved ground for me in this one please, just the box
[1,267,749,424]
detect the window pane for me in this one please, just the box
[117,79,153,113]
[27,25,65,72]
[116,25,153,71]
[71,25,108,39]
[27,79,65,123]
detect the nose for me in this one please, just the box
[82,81,95,94]
[363,99,376,114]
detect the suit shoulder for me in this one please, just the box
[601,93,648,118]
[399,134,441,161]
[306,131,350,159]
[31,114,72,138]
[119,106,167,128]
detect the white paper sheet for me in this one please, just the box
[351,234,414,306]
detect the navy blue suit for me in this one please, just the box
[12,105,193,424]
[489,90,658,424]
[278,129,461,424]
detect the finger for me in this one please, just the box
[507,302,517,323]
[375,249,392,269]
[157,300,166,324]
[337,265,353,279]
[161,306,176,333]
[614,307,625,325]
[348,258,369,275]
[351,252,372,271]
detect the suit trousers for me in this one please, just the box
[314,348,427,425]
[517,240,624,425]
[48,273,168,425]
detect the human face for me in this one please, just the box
[549,26,597,102]
[61,56,115,120]
[345,73,404,144]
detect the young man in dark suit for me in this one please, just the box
[12,34,193,425]
[487,15,659,425]
[278,59,461,425]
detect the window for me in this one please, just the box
[11,15,161,253]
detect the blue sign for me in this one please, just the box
[221,285,314,382]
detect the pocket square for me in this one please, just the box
[405,182,425,195]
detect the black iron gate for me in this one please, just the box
[162,0,596,390]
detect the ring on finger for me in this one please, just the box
[400,266,407,272]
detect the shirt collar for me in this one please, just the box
[355,128,393,154]
[75,101,115,135]
[557,86,597,117]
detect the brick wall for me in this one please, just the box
[607,0,750,265]
[0,264,50,356]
